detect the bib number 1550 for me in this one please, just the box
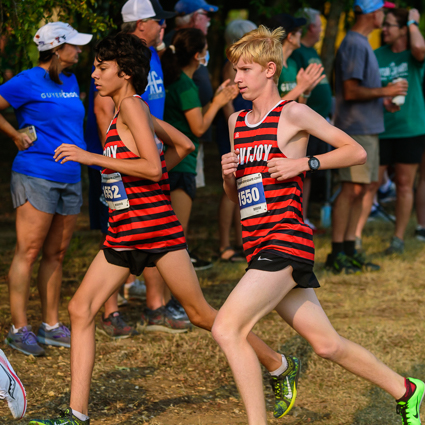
[238,187,260,206]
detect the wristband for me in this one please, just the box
[301,92,311,98]
[407,20,419,27]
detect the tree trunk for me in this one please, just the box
[321,1,345,81]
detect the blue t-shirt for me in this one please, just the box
[0,67,86,183]
[85,75,103,171]
[141,47,165,120]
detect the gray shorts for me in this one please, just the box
[10,171,82,215]
[338,134,379,184]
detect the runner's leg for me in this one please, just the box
[211,267,297,425]
[155,249,283,371]
[68,251,130,415]
[275,288,405,399]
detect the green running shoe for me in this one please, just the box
[270,355,301,418]
[396,378,424,424]
[28,407,90,424]
[349,251,381,272]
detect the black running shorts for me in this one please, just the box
[103,248,167,276]
[246,251,320,289]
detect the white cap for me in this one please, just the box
[34,22,93,52]
[121,0,175,23]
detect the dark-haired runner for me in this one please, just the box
[212,25,424,425]
[29,32,299,425]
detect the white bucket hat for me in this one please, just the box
[34,22,93,52]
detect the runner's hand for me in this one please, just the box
[13,133,33,151]
[221,149,239,179]
[54,144,93,165]
[268,157,306,181]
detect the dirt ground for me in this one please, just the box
[0,114,425,424]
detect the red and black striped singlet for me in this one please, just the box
[102,104,186,253]
[234,100,314,265]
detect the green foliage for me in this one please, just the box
[0,0,114,76]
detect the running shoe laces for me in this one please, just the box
[21,328,39,345]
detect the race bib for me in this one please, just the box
[101,172,129,211]
[237,173,267,220]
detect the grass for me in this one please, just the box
[0,122,424,424]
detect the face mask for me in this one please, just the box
[198,50,209,67]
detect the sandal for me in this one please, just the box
[219,246,245,263]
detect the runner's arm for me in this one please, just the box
[269,103,366,181]
[54,98,163,181]
[151,116,195,170]
[221,111,239,204]
[93,93,115,147]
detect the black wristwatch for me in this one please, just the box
[308,156,320,173]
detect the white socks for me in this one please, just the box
[42,322,60,331]
[72,409,89,421]
[124,281,135,289]
[270,354,288,377]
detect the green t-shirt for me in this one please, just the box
[375,45,425,139]
[164,72,202,174]
[291,44,332,118]
[278,57,298,97]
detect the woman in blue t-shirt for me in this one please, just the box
[0,22,92,357]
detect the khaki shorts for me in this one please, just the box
[338,134,379,184]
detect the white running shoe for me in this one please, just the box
[0,349,26,419]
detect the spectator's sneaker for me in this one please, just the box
[270,356,301,418]
[28,407,90,424]
[96,311,138,339]
[0,349,26,419]
[349,251,380,272]
[165,298,190,323]
[415,226,425,242]
[385,236,405,255]
[189,252,213,271]
[5,326,45,357]
[368,203,395,223]
[37,323,71,348]
[396,378,424,425]
[124,279,146,301]
[378,181,396,203]
[325,252,361,275]
[139,306,192,334]
[117,293,128,307]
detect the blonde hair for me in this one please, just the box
[226,25,285,84]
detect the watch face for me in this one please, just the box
[310,158,319,170]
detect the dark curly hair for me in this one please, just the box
[94,32,151,95]
[161,28,206,86]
